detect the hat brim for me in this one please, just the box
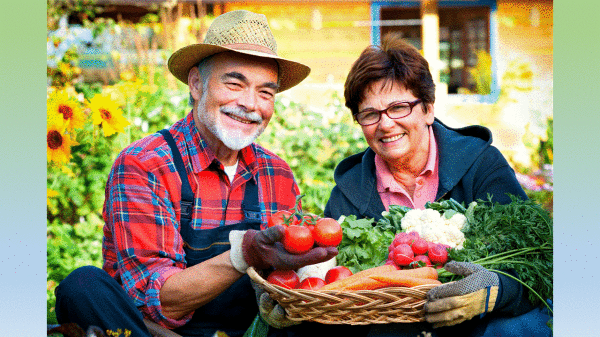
[168,44,311,93]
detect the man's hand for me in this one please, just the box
[229,225,338,273]
[424,261,500,328]
[251,280,300,329]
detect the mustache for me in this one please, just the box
[220,106,263,123]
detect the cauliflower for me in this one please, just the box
[446,213,467,231]
[401,209,444,232]
[400,208,466,249]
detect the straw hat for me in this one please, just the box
[168,10,311,92]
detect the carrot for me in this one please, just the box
[369,274,442,287]
[320,265,396,291]
[320,266,441,291]
[379,267,439,280]
[365,267,440,287]
[339,277,388,291]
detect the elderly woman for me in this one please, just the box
[324,36,550,337]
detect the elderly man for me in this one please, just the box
[55,10,336,337]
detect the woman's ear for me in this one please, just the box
[425,103,435,125]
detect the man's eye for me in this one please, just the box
[260,90,274,99]
[226,82,243,89]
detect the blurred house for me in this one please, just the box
[64,0,553,166]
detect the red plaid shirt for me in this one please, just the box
[102,111,300,328]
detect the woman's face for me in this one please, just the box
[358,79,434,168]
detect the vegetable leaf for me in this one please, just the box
[337,215,394,273]
[446,195,553,306]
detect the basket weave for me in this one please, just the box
[247,267,439,325]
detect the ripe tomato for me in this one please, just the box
[268,210,293,228]
[266,270,300,289]
[282,225,314,254]
[313,218,343,247]
[324,266,353,284]
[296,277,326,290]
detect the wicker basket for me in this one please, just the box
[247,267,439,325]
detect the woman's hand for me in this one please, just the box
[424,261,500,327]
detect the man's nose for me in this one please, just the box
[236,90,257,112]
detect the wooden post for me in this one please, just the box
[421,0,440,83]
[421,0,448,118]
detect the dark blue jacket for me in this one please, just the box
[324,119,536,336]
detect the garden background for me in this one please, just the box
[45,0,553,327]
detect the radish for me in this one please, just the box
[428,243,449,265]
[409,255,433,269]
[411,238,429,255]
[407,231,420,239]
[392,232,413,247]
[412,254,432,267]
[393,243,415,267]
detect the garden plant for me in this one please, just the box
[46,9,553,328]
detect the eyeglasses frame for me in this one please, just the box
[354,99,423,126]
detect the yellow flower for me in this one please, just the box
[61,166,76,178]
[88,93,131,137]
[47,188,59,210]
[47,122,77,165]
[120,70,136,82]
[47,89,86,131]
[47,188,59,198]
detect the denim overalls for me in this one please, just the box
[159,129,262,337]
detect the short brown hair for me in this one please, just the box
[344,34,435,116]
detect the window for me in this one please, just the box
[372,0,498,101]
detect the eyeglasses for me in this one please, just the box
[354,99,423,126]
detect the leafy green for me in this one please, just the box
[336,215,394,273]
[337,195,553,309]
[377,205,411,232]
[443,195,553,306]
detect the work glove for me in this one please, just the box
[251,279,300,329]
[424,261,500,328]
[229,225,338,273]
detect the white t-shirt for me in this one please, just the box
[224,161,238,183]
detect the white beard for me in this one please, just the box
[196,92,265,151]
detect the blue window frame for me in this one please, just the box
[371,0,499,103]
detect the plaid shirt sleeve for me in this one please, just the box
[102,135,194,328]
[102,127,301,329]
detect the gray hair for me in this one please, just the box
[189,55,215,106]
[188,53,283,106]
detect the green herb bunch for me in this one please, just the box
[337,215,394,273]
[445,195,553,307]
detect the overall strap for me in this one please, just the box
[241,177,261,223]
[159,129,193,221]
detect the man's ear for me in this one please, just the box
[188,66,203,102]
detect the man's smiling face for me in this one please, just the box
[191,51,279,152]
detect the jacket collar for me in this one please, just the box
[332,118,492,216]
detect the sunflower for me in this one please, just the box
[47,121,77,165]
[47,89,85,131]
[87,93,131,137]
